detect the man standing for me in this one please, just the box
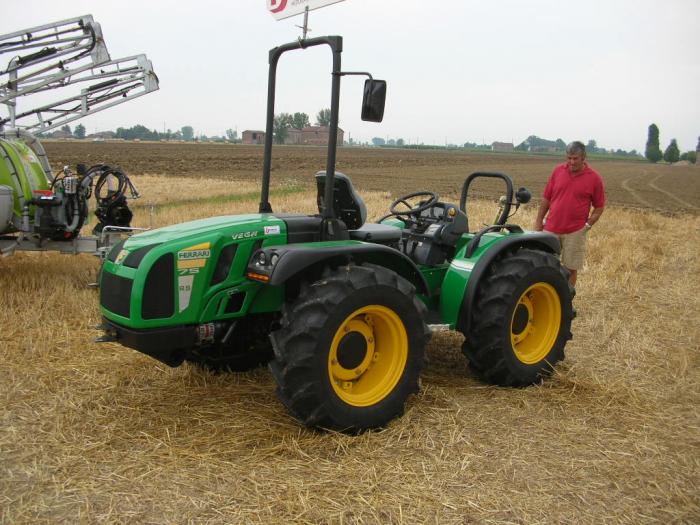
[533,141,605,286]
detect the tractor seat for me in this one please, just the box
[348,222,402,243]
[315,171,402,244]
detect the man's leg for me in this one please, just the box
[558,228,586,287]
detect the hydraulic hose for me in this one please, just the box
[64,194,81,232]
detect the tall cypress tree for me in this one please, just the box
[663,139,680,163]
[645,124,662,163]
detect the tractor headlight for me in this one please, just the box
[246,249,281,283]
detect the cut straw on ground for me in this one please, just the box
[1,175,698,524]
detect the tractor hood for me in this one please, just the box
[101,213,289,329]
[124,214,285,249]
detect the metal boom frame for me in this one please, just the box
[0,15,158,133]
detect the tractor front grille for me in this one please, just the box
[100,271,132,318]
[142,253,175,320]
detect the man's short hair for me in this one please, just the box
[566,141,586,157]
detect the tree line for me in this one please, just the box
[55,108,335,144]
[46,123,87,138]
[514,136,644,157]
[367,135,642,157]
[42,120,698,164]
[645,124,697,164]
[41,124,238,143]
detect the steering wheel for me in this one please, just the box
[389,191,439,217]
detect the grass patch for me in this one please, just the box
[131,183,306,210]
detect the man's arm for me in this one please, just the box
[533,197,550,231]
[586,206,604,228]
[587,173,606,228]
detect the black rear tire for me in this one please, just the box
[269,264,430,432]
[461,248,574,386]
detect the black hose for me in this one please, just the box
[93,165,138,202]
[91,164,137,232]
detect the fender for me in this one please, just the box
[246,242,429,295]
[455,232,560,333]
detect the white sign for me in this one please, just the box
[267,0,345,21]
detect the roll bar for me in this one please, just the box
[259,36,343,217]
[460,172,515,228]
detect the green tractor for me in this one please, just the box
[97,36,574,432]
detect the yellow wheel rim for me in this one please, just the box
[510,282,562,364]
[328,305,408,407]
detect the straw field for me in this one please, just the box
[1,144,699,524]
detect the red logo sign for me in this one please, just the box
[268,0,345,20]
[268,0,288,14]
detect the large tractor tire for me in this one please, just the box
[186,314,275,373]
[462,248,574,386]
[270,263,430,432]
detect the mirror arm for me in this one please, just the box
[337,71,374,80]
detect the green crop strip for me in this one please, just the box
[130,184,306,210]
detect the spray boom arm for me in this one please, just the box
[1,55,158,133]
[1,15,109,90]
[0,15,158,132]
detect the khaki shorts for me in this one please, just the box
[553,226,588,271]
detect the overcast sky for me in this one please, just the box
[3,0,699,152]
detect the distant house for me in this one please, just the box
[242,130,265,144]
[87,131,116,140]
[47,129,73,139]
[491,141,514,152]
[285,126,344,146]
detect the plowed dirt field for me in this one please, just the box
[45,141,700,215]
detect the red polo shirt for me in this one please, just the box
[543,163,605,234]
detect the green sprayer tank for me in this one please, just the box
[0,136,51,234]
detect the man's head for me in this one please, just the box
[566,141,586,173]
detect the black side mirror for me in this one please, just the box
[361,79,386,122]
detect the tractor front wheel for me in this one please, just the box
[270,264,430,432]
[462,248,574,386]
